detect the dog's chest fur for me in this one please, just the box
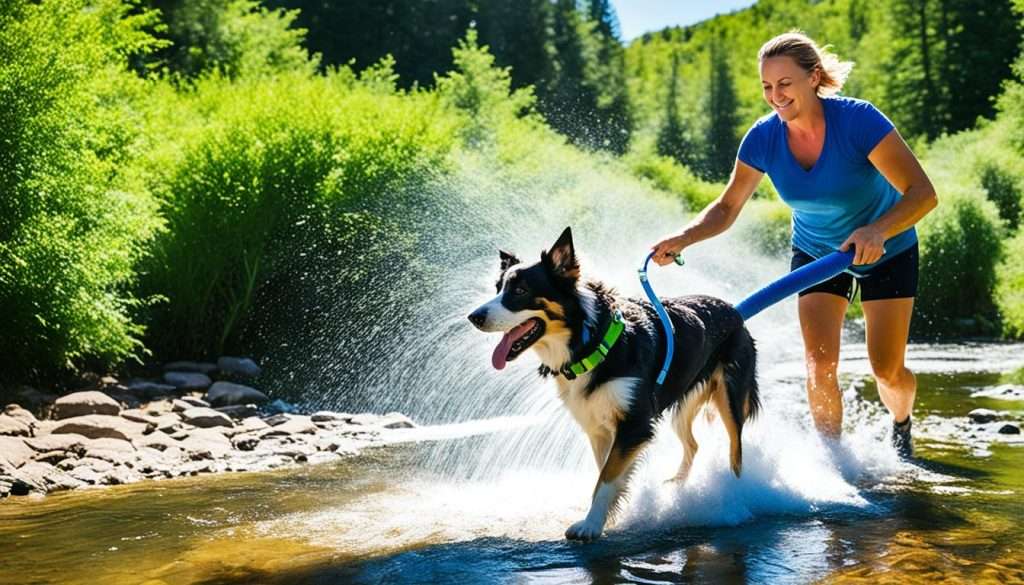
[556,375,638,436]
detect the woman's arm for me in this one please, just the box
[839,129,938,265]
[650,159,763,266]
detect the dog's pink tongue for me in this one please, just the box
[491,320,534,370]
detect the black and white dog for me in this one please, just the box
[468,227,761,541]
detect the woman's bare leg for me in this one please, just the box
[861,297,916,422]
[798,293,849,438]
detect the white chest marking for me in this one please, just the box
[557,376,639,437]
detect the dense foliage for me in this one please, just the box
[3,0,1024,384]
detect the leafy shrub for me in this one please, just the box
[914,191,1004,337]
[978,159,1023,231]
[996,231,1024,338]
[626,153,721,210]
[0,0,163,380]
[139,68,459,357]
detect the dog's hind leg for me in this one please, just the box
[670,387,709,483]
[566,434,649,541]
[711,371,743,478]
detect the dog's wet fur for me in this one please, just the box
[468,227,760,541]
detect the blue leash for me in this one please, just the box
[638,249,856,387]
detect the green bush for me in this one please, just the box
[996,231,1024,338]
[626,153,721,211]
[736,199,792,257]
[914,191,1004,337]
[0,0,163,381]
[139,68,459,357]
[978,159,1023,231]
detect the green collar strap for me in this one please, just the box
[562,310,625,380]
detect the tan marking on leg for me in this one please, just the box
[711,373,743,478]
[671,384,713,482]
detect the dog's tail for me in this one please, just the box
[722,326,761,424]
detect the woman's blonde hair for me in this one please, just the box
[758,31,854,97]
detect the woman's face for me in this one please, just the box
[760,56,820,122]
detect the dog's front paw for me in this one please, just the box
[565,519,603,541]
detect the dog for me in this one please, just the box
[467,227,761,541]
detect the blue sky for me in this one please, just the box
[610,0,758,41]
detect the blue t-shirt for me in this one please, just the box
[737,96,917,273]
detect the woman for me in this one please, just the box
[650,32,937,457]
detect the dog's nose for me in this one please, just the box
[468,309,487,329]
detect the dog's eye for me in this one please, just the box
[513,286,527,296]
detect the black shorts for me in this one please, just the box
[790,242,919,302]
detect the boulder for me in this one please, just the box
[204,381,269,407]
[180,396,210,408]
[217,356,262,379]
[0,414,31,437]
[163,361,218,375]
[4,404,38,426]
[24,433,89,454]
[998,423,1021,435]
[52,391,121,419]
[179,428,233,460]
[163,372,212,391]
[260,415,317,437]
[180,407,234,429]
[215,404,260,420]
[0,436,35,467]
[82,437,136,466]
[125,380,177,400]
[379,412,416,429]
[50,415,147,441]
[968,408,1000,424]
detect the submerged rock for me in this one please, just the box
[997,423,1021,435]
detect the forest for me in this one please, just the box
[3,0,1023,386]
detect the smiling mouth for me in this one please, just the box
[775,100,793,110]
[491,318,546,370]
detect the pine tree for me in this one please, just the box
[705,36,741,181]
[657,51,701,171]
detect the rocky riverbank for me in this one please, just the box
[0,358,414,498]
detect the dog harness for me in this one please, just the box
[559,310,625,380]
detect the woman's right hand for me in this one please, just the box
[650,233,688,266]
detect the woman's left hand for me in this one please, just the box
[840,226,886,265]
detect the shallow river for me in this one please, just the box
[2,343,1023,585]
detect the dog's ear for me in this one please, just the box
[545,226,579,280]
[498,249,520,272]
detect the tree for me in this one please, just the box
[705,36,741,181]
[657,51,701,171]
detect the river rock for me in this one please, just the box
[163,361,218,375]
[5,404,38,427]
[15,461,84,493]
[378,412,416,429]
[0,436,35,467]
[52,391,122,419]
[83,437,136,466]
[133,430,179,452]
[179,428,233,460]
[968,408,1000,423]
[215,404,259,420]
[311,411,354,423]
[180,407,234,429]
[971,384,1024,401]
[180,396,211,408]
[125,380,177,400]
[32,451,70,466]
[217,356,262,379]
[51,414,147,441]
[163,372,212,391]
[260,415,317,437]
[204,381,269,407]
[0,414,31,437]
[998,423,1021,435]
[24,433,89,454]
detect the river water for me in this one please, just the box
[2,342,1022,584]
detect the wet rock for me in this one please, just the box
[163,361,218,375]
[217,356,261,379]
[180,407,234,429]
[163,372,212,391]
[998,423,1021,435]
[125,380,177,400]
[968,408,1000,424]
[204,381,269,407]
[379,412,416,429]
[0,414,32,437]
[32,451,69,466]
[0,436,35,467]
[15,461,84,493]
[133,430,179,452]
[260,415,317,437]
[51,414,147,441]
[215,404,259,420]
[52,391,122,419]
[171,399,196,413]
[232,434,260,451]
[311,411,354,423]
[263,413,290,427]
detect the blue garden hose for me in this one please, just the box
[639,249,856,386]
